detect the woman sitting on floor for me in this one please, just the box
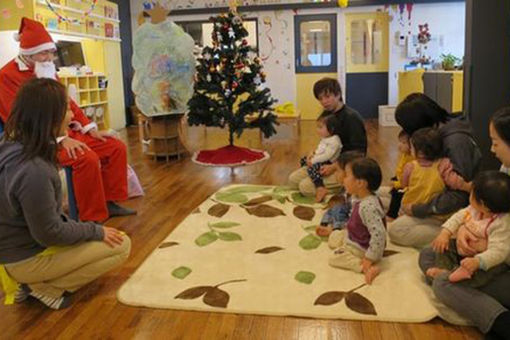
[0,78,131,309]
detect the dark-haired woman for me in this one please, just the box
[0,78,130,309]
[388,93,482,248]
[431,107,510,339]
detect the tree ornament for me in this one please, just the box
[242,39,248,46]
[206,74,212,82]
[228,27,235,38]
[232,81,238,88]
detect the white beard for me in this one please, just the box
[34,61,57,80]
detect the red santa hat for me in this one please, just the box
[14,17,56,55]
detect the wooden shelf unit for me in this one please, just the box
[59,74,109,128]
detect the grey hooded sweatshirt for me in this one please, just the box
[0,141,103,264]
[412,116,482,218]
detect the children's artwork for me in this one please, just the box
[1,9,11,19]
[15,0,24,9]
[105,23,114,37]
[132,18,195,116]
[46,18,59,30]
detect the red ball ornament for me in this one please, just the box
[242,39,248,46]
[232,81,238,88]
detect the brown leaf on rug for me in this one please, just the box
[293,206,315,221]
[159,241,179,249]
[243,195,273,207]
[175,286,213,299]
[192,208,201,214]
[208,203,230,218]
[345,292,377,315]
[255,246,284,254]
[245,204,286,217]
[325,195,346,210]
[314,291,346,305]
[383,250,399,257]
[203,287,230,308]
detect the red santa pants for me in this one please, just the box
[58,134,128,222]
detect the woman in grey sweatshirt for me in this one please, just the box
[0,78,131,309]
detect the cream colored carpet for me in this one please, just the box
[118,185,439,322]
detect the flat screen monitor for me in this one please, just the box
[54,41,86,68]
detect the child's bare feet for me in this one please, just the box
[316,225,333,236]
[315,186,328,202]
[328,230,344,249]
[449,266,473,283]
[426,267,448,279]
[364,265,380,284]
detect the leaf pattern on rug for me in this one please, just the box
[174,279,247,309]
[293,206,315,221]
[195,222,243,247]
[242,195,273,207]
[208,203,230,217]
[192,208,201,214]
[215,192,249,204]
[272,186,294,194]
[291,192,317,205]
[295,271,316,284]
[299,234,322,250]
[383,250,399,257]
[255,246,284,254]
[159,241,179,249]
[245,204,285,217]
[172,266,192,279]
[314,284,377,315]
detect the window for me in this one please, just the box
[294,14,337,73]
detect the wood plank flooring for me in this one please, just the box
[0,120,482,339]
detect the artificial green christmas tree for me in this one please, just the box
[187,10,278,147]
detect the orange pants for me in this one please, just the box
[58,133,128,222]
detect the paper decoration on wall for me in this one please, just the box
[406,3,413,21]
[274,10,288,30]
[132,13,195,116]
[16,0,24,9]
[261,16,275,61]
[1,9,11,19]
[44,0,98,25]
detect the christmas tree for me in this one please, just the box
[187,10,278,146]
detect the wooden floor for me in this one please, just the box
[0,120,482,339]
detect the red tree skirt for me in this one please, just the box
[192,145,270,167]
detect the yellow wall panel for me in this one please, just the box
[103,41,125,129]
[398,69,425,103]
[452,71,463,112]
[296,73,337,120]
[0,0,34,31]
[82,39,105,73]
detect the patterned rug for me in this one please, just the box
[118,185,439,322]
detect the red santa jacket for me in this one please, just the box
[0,57,93,136]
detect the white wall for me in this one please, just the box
[0,31,20,68]
[130,1,465,108]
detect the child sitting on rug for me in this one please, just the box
[316,151,364,237]
[299,112,342,203]
[328,157,386,284]
[398,127,445,217]
[419,171,510,287]
[386,130,414,221]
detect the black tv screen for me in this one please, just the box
[55,41,85,68]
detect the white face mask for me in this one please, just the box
[34,61,57,80]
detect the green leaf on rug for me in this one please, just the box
[203,287,230,308]
[209,222,241,229]
[215,192,249,204]
[304,225,317,233]
[272,186,295,194]
[224,185,273,194]
[255,246,284,254]
[175,286,213,299]
[345,292,377,315]
[243,195,273,206]
[272,195,287,204]
[291,192,316,205]
[295,271,316,285]
[314,291,346,305]
[245,204,286,217]
[293,206,316,221]
[218,232,242,241]
[159,241,179,249]
[208,203,230,217]
[299,234,322,250]
[195,232,218,247]
[172,266,192,279]
[383,250,399,257]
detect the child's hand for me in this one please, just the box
[460,257,480,273]
[432,229,451,253]
[401,204,413,216]
[362,258,380,285]
[316,225,333,236]
[361,258,372,273]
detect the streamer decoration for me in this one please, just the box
[44,0,98,25]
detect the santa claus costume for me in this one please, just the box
[0,17,134,222]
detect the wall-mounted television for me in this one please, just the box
[54,41,86,68]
